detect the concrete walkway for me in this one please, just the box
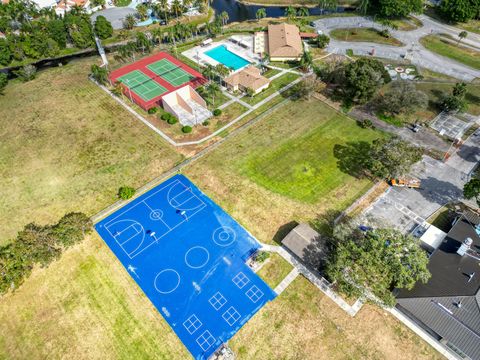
[274,268,299,295]
[93,74,304,147]
[260,243,364,317]
[313,16,480,81]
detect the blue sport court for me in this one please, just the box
[95,175,276,359]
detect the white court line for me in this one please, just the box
[154,269,180,294]
[183,314,202,335]
[185,246,210,269]
[104,179,206,259]
[166,183,205,211]
[105,219,145,246]
[143,201,172,231]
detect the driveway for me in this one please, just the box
[313,16,480,81]
[91,7,136,30]
[363,133,480,232]
[349,108,450,153]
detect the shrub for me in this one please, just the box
[315,34,330,49]
[167,116,178,124]
[160,113,170,121]
[118,186,135,200]
[255,251,270,263]
[182,125,192,133]
[202,120,210,126]
[148,107,158,114]
[378,29,390,38]
[213,108,222,116]
[358,119,374,129]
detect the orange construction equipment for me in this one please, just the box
[390,178,421,188]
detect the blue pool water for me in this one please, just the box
[205,45,250,71]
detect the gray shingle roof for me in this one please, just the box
[281,223,327,273]
[396,212,480,360]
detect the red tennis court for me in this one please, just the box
[109,52,207,110]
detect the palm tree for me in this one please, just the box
[167,28,177,46]
[171,0,182,19]
[111,81,124,97]
[220,11,229,26]
[298,7,309,17]
[299,50,313,71]
[206,82,220,107]
[118,44,132,61]
[157,0,169,23]
[318,0,337,14]
[285,6,296,20]
[458,31,468,45]
[136,4,149,21]
[256,8,266,21]
[215,64,230,80]
[202,64,216,81]
[358,0,369,15]
[123,14,136,30]
[183,0,192,12]
[91,64,109,84]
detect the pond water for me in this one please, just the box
[211,0,352,23]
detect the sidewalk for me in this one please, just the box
[260,243,364,317]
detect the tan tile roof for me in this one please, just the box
[267,23,302,58]
[56,0,87,9]
[224,65,270,91]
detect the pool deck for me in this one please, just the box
[182,36,261,73]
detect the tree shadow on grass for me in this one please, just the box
[333,141,372,178]
[428,89,446,112]
[465,92,480,105]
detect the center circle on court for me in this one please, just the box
[185,246,210,269]
[212,226,236,247]
[154,269,180,294]
[150,209,163,221]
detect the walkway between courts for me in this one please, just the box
[260,243,364,317]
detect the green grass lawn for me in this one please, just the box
[238,101,384,203]
[198,88,230,109]
[113,0,131,6]
[414,82,480,116]
[184,98,384,244]
[330,28,403,46]
[263,68,282,78]
[0,58,182,242]
[420,34,480,70]
[212,102,249,130]
[389,16,423,31]
[242,72,300,106]
[257,253,293,288]
[457,19,480,35]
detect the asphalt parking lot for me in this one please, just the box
[364,133,480,232]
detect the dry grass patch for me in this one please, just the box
[230,276,443,360]
[0,58,182,242]
[0,234,188,359]
[257,253,293,288]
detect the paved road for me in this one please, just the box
[313,16,480,81]
[364,133,480,232]
[91,7,136,29]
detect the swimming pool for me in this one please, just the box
[205,45,250,71]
